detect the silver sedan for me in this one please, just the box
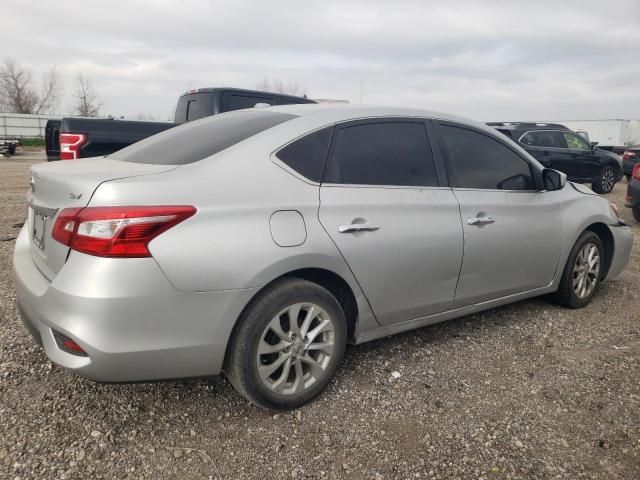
[14,105,633,409]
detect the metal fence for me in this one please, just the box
[0,113,64,139]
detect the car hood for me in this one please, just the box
[597,148,623,166]
[569,182,598,196]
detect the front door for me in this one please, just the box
[437,122,564,306]
[318,120,463,325]
[561,131,600,180]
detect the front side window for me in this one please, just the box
[276,127,333,182]
[323,122,438,187]
[520,131,566,149]
[440,125,535,190]
[563,132,590,150]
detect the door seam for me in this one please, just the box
[316,185,382,327]
[450,188,466,305]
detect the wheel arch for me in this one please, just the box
[222,267,361,372]
[584,222,614,280]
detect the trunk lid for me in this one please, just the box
[28,157,178,279]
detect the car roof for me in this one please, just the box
[260,103,496,133]
[179,87,316,102]
[487,122,570,132]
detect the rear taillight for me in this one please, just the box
[52,206,196,257]
[59,133,87,160]
[633,164,640,181]
[623,150,637,161]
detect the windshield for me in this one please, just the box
[109,110,296,165]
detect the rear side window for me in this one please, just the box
[520,130,567,148]
[323,122,439,187]
[109,110,296,165]
[276,127,333,182]
[440,125,535,190]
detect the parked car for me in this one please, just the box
[45,88,316,161]
[15,105,633,409]
[0,137,21,155]
[541,119,640,154]
[622,146,640,181]
[626,164,640,222]
[489,122,623,194]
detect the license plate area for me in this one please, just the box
[32,210,48,251]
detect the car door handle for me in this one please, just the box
[338,223,379,233]
[468,217,495,225]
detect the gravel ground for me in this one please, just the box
[1,152,638,479]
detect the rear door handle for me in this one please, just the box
[338,223,379,233]
[468,217,495,225]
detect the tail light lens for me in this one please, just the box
[633,164,640,181]
[59,133,87,160]
[52,330,88,356]
[52,206,196,257]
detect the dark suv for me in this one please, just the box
[489,122,623,194]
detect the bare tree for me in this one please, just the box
[256,78,307,97]
[37,66,62,114]
[74,74,102,117]
[0,59,62,114]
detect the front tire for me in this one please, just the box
[225,278,347,410]
[592,166,616,194]
[554,231,604,308]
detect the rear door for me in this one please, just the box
[436,122,564,307]
[318,119,463,325]
[519,130,573,174]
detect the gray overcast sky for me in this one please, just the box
[3,0,640,121]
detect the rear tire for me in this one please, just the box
[633,207,640,223]
[554,231,604,308]
[592,166,616,194]
[225,278,347,410]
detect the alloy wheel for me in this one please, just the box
[572,242,600,299]
[601,168,615,193]
[256,303,336,395]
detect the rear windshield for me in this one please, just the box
[109,110,296,165]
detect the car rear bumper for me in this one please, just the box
[13,226,258,382]
[623,159,638,176]
[605,223,634,280]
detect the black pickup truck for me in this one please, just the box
[46,87,316,161]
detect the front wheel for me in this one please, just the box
[592,166,616,194]
[554,231,604,308]
[225,278,347,410]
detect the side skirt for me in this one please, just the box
[354,285,556,344]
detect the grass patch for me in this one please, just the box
[20,138,45,147]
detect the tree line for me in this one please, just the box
[0,59,102,117]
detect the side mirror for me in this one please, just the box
[542,168,567,191]
[590,141,599,151]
